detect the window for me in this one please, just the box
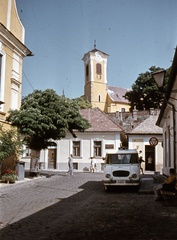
[94,141,101,157]
[86,65,89,76]
[98,94,101,102]
[164,130,167,167]
[168,125,171,166]
[11,82,19,110]
[106,153,139,164]
[73,162,78,170]
[73,141,80,156]
[12,53,20,80]
[0,54,2,99]
[0,54,2,87]
[0,52,5,111]
[96,63,102,75]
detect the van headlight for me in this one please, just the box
[105,173,111,178]
[131,173,137,178]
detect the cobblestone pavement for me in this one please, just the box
[0,172,177,240]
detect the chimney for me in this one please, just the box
[132,106,138,121]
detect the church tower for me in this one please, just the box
[82,45,109,112]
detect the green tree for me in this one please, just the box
[124,66,170,111]
[0,125,23,165]
[73,97,92,109]
[6,89,91,150]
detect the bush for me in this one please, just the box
[0,125,23,165]
[1,169,18,183]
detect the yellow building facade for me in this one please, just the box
[82,48,130,113]
[0,0,32,128]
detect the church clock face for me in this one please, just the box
[95,52,102,62]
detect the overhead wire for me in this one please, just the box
[22,70,34,92]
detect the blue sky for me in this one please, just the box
[16,0,177,99]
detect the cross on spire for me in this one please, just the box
[94,40,96,49]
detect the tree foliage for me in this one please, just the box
[124,66,171,111]
[0,125,23,164]
[6,89,91,150]
[72,97,92,109]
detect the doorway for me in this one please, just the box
[145,145,155,171]
[48,148,56,169]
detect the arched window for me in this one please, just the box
[86,65,89,76]
[98,95,101,102]
[96,63,102,75]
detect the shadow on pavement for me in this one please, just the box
[1,178,177,240]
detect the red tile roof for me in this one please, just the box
[80,108,123,132]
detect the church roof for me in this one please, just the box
[127,115,163,135]
[85,48,109,56]
[107,86,130,103]
[80,107,123,132]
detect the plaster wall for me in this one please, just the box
[40,131,121,172]
[0,0,24,42]
[128,134,163,173]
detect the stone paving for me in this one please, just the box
[0,172,177,240]
[0,172,102,228]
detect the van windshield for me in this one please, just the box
[106,154,139,164]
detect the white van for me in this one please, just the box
[103,149,140,191]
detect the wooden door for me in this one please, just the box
[48,149,56,169]
[145,145,155,171]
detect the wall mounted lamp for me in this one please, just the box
[152,69,166,91]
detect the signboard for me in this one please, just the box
[105,144,114,149]
[149,137,158,146]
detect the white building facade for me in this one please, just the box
[39,108,124,172]
[156,48,177,175]
[127,115,163,173]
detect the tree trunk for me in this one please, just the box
[30,150,40,177]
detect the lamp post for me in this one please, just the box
[152,70,176,172]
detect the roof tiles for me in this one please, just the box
[80,108,123,132]
[107,86,129,103]
[127,115,163,135]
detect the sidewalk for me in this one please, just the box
[0,171,45,189]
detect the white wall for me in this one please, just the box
[41,131,121,172]
[128,134,163,173]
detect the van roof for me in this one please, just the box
[106,149,138,154]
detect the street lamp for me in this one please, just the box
[152,69,166,91]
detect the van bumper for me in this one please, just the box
[103,179,140,186]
